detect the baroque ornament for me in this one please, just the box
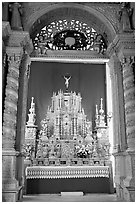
[25,82,111,166]
[33,19,107,55]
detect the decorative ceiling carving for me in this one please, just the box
[33,19,107,54]
[24,3,117,45]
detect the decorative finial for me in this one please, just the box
[100,98,103,110]
[96,104,98,116]
[27,97,36,126]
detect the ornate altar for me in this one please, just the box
[24,77,114,194]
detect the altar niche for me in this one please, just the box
[23,62,114,193]
[24,92,111,166]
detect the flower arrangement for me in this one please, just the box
[75,145,91,158]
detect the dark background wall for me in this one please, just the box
[27,61,106,130]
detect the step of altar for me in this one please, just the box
[61,192,83,196]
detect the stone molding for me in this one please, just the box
[107,33,135,58]
[31,50,108,62]
[23,2,116,44]
[7,31,33,54]
[2,21,11,41]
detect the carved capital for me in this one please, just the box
[7,31,33,54]
[7,54,21,68]
[120,56,135,69]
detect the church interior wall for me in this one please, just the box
[2,2,135,202]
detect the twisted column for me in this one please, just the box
[3,50,22,149]
[2,48,23,201]
[120,56,135,151]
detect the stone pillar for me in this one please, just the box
[107,56,126,153]
[120,56,135,151]
[16,53,32,197]
[2,28,33,201]
[2,22,11,120]
[2,48,23,202]
[107,33,135,202]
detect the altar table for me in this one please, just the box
[25,166,113,194]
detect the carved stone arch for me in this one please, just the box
[23,3,117,44]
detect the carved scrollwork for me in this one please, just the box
[125,103,135,115]
[123,79,134,90]
[22,144,35,160]
[5,88,18,102]
[3,114,16,129]
[123,67,135,80]
[3,104,17,116]
[8,54,21,68]
[4,100,17,112]
[120,56,135,68]
[8,67,19,80]
[33,19,107,55]
[6,76,19,91]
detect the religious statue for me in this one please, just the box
[64,75,71,89]
[118,2,133,33]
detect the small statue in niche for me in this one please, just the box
[93,34,105,54]
[42,144,49,158]
[118,2,133,33]
[55,143,61,158]
[36,143,43,159]
[22,144,35,160]
[49,144,56,158]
